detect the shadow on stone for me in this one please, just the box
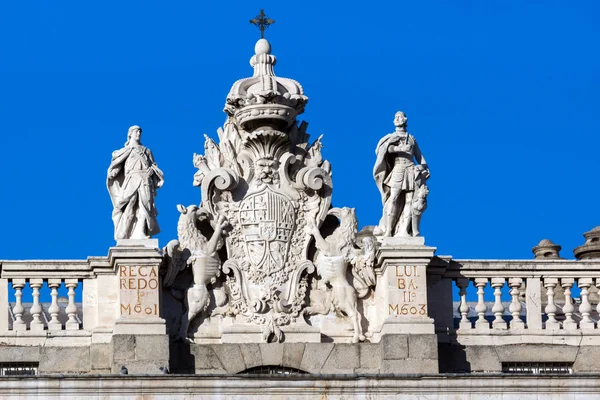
[438,337,470,373]
[169,340,195,374]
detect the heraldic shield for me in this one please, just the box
[239,187,295,276]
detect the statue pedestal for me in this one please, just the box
[107,240,169,373]
[370,237,439,373]
[371,237,436,340]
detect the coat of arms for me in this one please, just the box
[239,187,295,277]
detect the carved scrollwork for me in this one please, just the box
[200,168,240,215]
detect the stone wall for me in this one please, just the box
[169,334,438,374]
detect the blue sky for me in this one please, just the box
[0,1,598,261]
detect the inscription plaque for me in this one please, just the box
[119,265,160,318]
[387,265,428,317]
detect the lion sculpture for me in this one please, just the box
[307,207,366,343]
[163,205,228,340]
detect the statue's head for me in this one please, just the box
[126,125,142,145]
[394,111,408,128]
[327,207,358,248]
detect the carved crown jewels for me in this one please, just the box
[225,39,308,131]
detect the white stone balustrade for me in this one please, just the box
[440,259,600,333]
[5,278,82,331]
[0,258,112,334]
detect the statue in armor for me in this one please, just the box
[373,112,430,237]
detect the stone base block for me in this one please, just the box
[380,236,426,246]
[372,316,435,342]
[113,317,166,335]
[111,334,169,374]
[191,317,224,344]
[116,239,159,248]
[379,333,439,374]
[221,322,321,343]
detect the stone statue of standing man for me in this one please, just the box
[373,112,430,238]
[107,125,164,240]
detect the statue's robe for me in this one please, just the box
[107,145,164,240]
[373,133,405,206]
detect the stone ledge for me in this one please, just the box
[5,374,599,399]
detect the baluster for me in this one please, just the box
[474,278,489,330]
[65,279,79,330]
[579,278,594,329]
[11,279,26,331]
[596,278,600,327]
[456,278,471,330]
[561,278,577,330]
[491,278,507,329]
[29,279,44,331]
[0,279,8,332]
[544,278,560,330]
[47,279,62,330]
[508,278,525,330]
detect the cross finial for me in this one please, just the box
[250,9,275,39]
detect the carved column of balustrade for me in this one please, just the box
[47,279,62,330]
[456,278,471,330]
[596,278,600,327]
[65,279,79,330]
[29,279,44,332]
[578,278,595,330]
[11,279,26,331]
[508,277,525,330]
[561,278,577,330]
[0,279,8,332]
[544,278,560,330]
[491,278,507,329]
[474,278,489,330]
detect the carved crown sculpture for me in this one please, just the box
[225,39,308,132]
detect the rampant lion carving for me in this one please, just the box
[306,207,374,343]
[162,204,228,340]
